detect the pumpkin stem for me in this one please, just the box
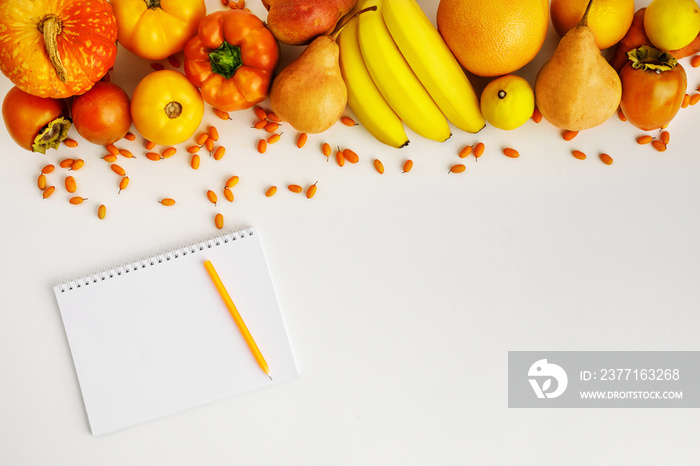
[38,15,67,83]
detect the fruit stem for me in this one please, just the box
[330,5,378,41]
[627,45,678,72]
[580,0,594,28]
[38,14,67,83]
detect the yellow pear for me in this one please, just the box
[269,35,347,134]
[534,0,621,131]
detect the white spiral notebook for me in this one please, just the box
[54,228,298,436]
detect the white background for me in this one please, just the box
[2,0,699,464]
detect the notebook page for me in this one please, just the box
[54,229,298,435]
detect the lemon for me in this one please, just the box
[480,75,534,130]
[644,0,700,51]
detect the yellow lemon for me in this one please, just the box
[480,75,534,130]
[644,0,700,51]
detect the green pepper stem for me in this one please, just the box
[209,41,243,80]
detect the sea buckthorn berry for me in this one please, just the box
[503,147,520,158]
[458,145,472,158]
[191,154,201,169]
[105,144,119,155]
[257,139,267,154]
[306,182,318,199]
[59,158,74,168]
[187,145,201,154]
[267,112,281,123]
[599,153,613,165]
[341,116,356,126]
[322,142,331,159]
[207,190,218,204]
[473,142,485,158]
[571,150,587,160]
[690,93,700,106]
[297,133,308,148]
[254,106,267,120]
[562,130,578,141]
[373,159,384,174]
[146,152,162,161]
[102,154,118,163]
[336,149,345,167]
[532,107,543,123]
[111,164,126,176]
[214,108,230,120]
[63,138,78,148]
[41,164,55,174]
[145,140,157,150]
[70,159,84,171]
[213,146,226,160]
[660,131,670,145]
[267,133,281,144]
[253,119,267,129]
[215,213,224,229]
[162,147,177,158]
[265,186,277,197]
[119,149,134,158]
[224,187,234,202]
[288,184,303,193]
[65,176,77,193]
[681,94,690,108]
[98,204,107,219]
[42,186,55,199]
[691,55,700,68]
[38,174,47,190]
[402,159,413,173]
[69,196,87,205]
[196,132,209,146]
[205,138,215,152]
[618,108,627,121]
[343,149,359,163]
[159,198,176,206]
[651,139,667,152]
[124,132,136,141]
[449,164,466,173]
[208,126,219,141]
[225,175,239,188]
[636,135,653,145]
[264,122,279,133]
[119,176,129,193]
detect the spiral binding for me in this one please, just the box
[56,227,254,293]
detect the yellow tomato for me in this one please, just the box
[131,70,204,146]
[110,0,206,60]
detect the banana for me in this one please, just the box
[356,0,452,143]
[337,15,410,148]
[382,0,485,134]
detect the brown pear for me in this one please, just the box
[269,34,347,134]
[534,0,622,131]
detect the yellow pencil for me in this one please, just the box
[203,260,271,380]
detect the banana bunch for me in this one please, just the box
[337,0,485,148]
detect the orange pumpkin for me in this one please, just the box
[0,0,118,98]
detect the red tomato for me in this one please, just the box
[1,86,71,153]
[619,46,687,131]
[70,81,132,145]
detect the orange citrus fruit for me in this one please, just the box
[436,0,549,77]
[550,0,635,50]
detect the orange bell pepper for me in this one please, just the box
[183,9,279,112]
